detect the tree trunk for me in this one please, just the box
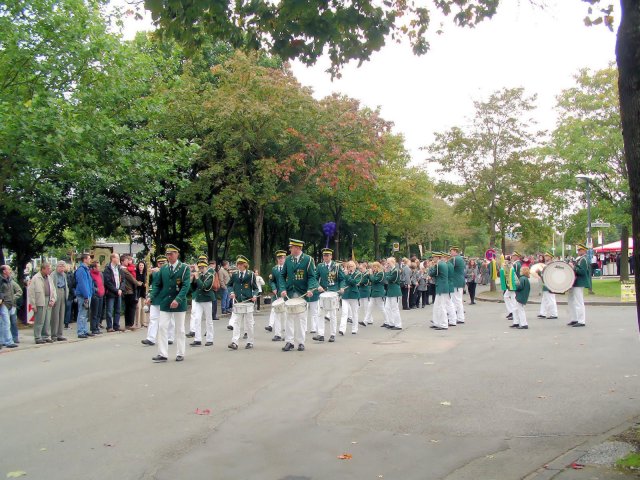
[252,206,264,272]
[333,207,342,260]
[373,222,380,260]
[620,225,630,281]
[616,1,640,327]
[221,217,235,261]
[405,231,410,257]
[500,231,506,255]
[0,242,4,266]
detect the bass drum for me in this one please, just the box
[529,263,545,280]
[541,261,576,294]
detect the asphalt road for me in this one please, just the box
[1,299,639,480]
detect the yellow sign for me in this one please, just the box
[621,281,636,303]
[392,242,400,252]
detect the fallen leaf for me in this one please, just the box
[103,443,114,447]
[337,454,353,460]
[424,362,435,365]
[430,439,439,443]
[486,455,494,459]
[40,447,47,451]
[440,401,451,406]
[537,396,547,399]
[571,462,584,470]
[351,441,358,444]
[6,471,27,478]
[194,408,211,415]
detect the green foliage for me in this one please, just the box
[144,0,499,76]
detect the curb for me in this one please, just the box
[475,295,635,307]
[523,415,640,480]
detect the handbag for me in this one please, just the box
[212,272,221,292]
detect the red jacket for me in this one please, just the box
[90,268,105,297]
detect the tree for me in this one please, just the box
[427,88,544,248]
[549,65,630,279]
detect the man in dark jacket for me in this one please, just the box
[103,252,125,332]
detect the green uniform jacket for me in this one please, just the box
[358,273,371,299]
[450,256,466,289]
[227,270,259,302]
[446,262,455,293]
[573,255,592,288]
[268,265,286,297]
[384,268,402,297]
[369,271,385,298]
[342,271,363,300]
[191,268,215,302]
[150,262,191,312]
[281,253,319,302]
[515,276,531,305]
[429,261,450,295]
[316,261,345,292]
[513,260,522,278]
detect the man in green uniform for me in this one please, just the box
[266,250,287,341]
[383,257,402,329]
[189,258,215,347]
[280,239,318,351]
[150,244,190,363]
[511,265,531,329]
[449,246,466,324]
[227,255,259,350]
[568,244,591,327]
[429,252,449,330]
[315,248,344,342]
[442,251,457,326]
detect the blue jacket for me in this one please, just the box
[74,264,93,299]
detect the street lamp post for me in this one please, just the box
[576,175,593,294]
[120,215,142,255]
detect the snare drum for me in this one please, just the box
[233,301,255,314]
[272,297,286,313]
[319,291,339,311]
[285,297,307,314]
[541,261,576,294]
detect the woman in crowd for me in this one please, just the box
[135,261,147,328]
[89,261,105,334]
[465,259,479,305]
[417,265,429,307]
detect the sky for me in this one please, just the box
[121,0,618,166]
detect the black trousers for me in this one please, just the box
[401,286,410,310]
[124,294,137,327]
[467,282,477,303]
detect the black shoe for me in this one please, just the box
[141,339,155,346]
[57,337,67,341]
[547,316,558,319]
[434,326,447,330]
[168,340,174,345]
[243,333,248,339]
[430,325,438,329]
[448,324,457,327]
[572,323,586,327]
[282,342,294,351]
[186,331,195,338]
[339,331,344,336]
[517,325,529,329]
[297,344,305,351]
[228,342,238,350]
[509,324,519,328]
[92,330,102,335]
[328,335,335,342]
[265,326,273,332]
[227,325,233,331]
[506,313,513,319]
[190,341,202,346]
[176,355,184,361]
[5,344,18,348]
[86,332,95,337]
[245,343,254,349]
[567,321,578,326]
[272,335,282,341]
[537,315,545,318]
[391,326,402,330]
[213,317,220,320]
[384,324,393,329]
[470,301,476,304]
[77,334,87,339]
[347,318,353,323]
[351,331,357,334]
[152,355,167,362]
[358,321,366,327]
[205,342,213,346]
[324,316,330,321]
[313,335,325,342]
[380,324,389,328]
[35,339,46,344]
[309,330,317,334]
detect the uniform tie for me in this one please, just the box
[240,272,244,281]
[170,264,174,273]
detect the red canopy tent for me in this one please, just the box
[593,238,634,253]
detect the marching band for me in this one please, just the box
[144,240,593,362]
